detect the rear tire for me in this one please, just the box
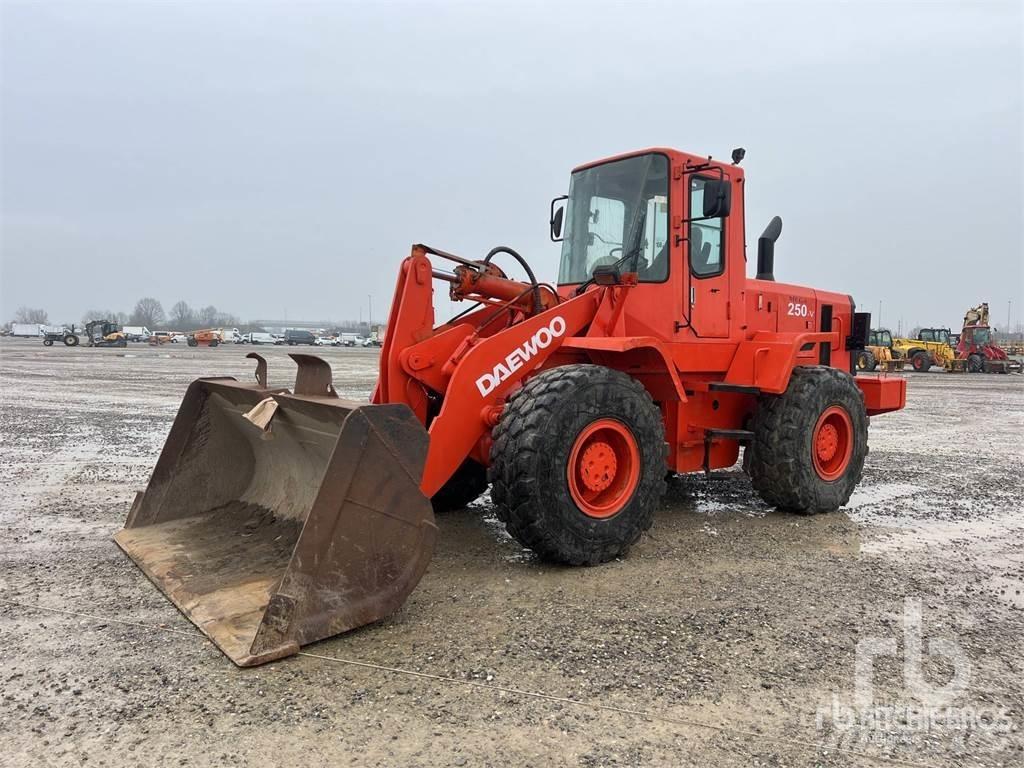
[489,365,666,565]
[187,337,198,347]
[748,366,868,514]
[967,353,983,373]
[856,351,875,372]
[431,459,488,513]
[209,339,219,348]
[64,335,79,347]
[911,351,931,372]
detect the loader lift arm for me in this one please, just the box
[375,244,605,496]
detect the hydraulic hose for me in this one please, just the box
[482,246,543,316]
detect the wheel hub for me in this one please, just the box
[815,424,839,462]
[566,418,641,519]
[580,442,617,492]
[811,406,854,481]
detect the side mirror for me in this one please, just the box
[550,196,567,241]
[702,180,731,218]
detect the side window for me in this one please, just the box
[689,177,724,278]
[640,195,669,281]
[585,196,625,272]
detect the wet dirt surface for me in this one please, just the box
[1,338,1021,767]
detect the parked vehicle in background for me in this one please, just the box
[243,332,278,345]
[222,328,243,344]
[362,337,382,348]
[11,323,44,337]
[187,329,222,347]
[314,336,336,346]
[84,320,127,347]
[42,326,80,347]
[337,333,363,347]
[856,329,905,372]
[284,329,317,346]
[122,326,151,342]
[958,303,1021,373]
[149,332,174,345]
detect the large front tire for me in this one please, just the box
[748,366,868,513]
[489,365,666,565]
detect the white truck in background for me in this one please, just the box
[122,326,152,342]
[11,323,44,337]
[240,332,278,345]
[338,333,363,347]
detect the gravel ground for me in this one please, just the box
[1,338,1021,767]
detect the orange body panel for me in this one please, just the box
[855,374,907,415]
[375,149,905,495]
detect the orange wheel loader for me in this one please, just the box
[116,147,906,665]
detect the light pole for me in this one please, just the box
[878,300,882,329]
[368,295,373,327]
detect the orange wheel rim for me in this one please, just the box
[567,418,641,519]
[812,406,853,481]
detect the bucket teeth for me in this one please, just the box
[245,352,268,388]
[290,353,337,397]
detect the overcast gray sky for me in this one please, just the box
[2,0,1021,332]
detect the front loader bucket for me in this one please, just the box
[114,354,436,666]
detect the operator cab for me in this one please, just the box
[964,326,991,345]
[869,329,893,348]
[550,148,738,339]
[918,328,951,345]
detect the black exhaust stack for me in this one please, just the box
[756,216,783,281]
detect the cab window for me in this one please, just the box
[689,177,725,277]
[558,153,670,284]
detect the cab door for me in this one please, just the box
[685,175,730,337]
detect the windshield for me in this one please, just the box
[879,331,892,346]
[558,153,669,284]
[973,328,991,345]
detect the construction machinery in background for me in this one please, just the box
[42,326,80,347]
[116,147,906,666]
[892,328,960,372]
[186,329,222,347]
[84,320,127,348]
[958,303,1021,373]
[856,329,905,372]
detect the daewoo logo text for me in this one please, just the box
[475,316,567,397]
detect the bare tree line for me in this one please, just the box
[7,299,245,332]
